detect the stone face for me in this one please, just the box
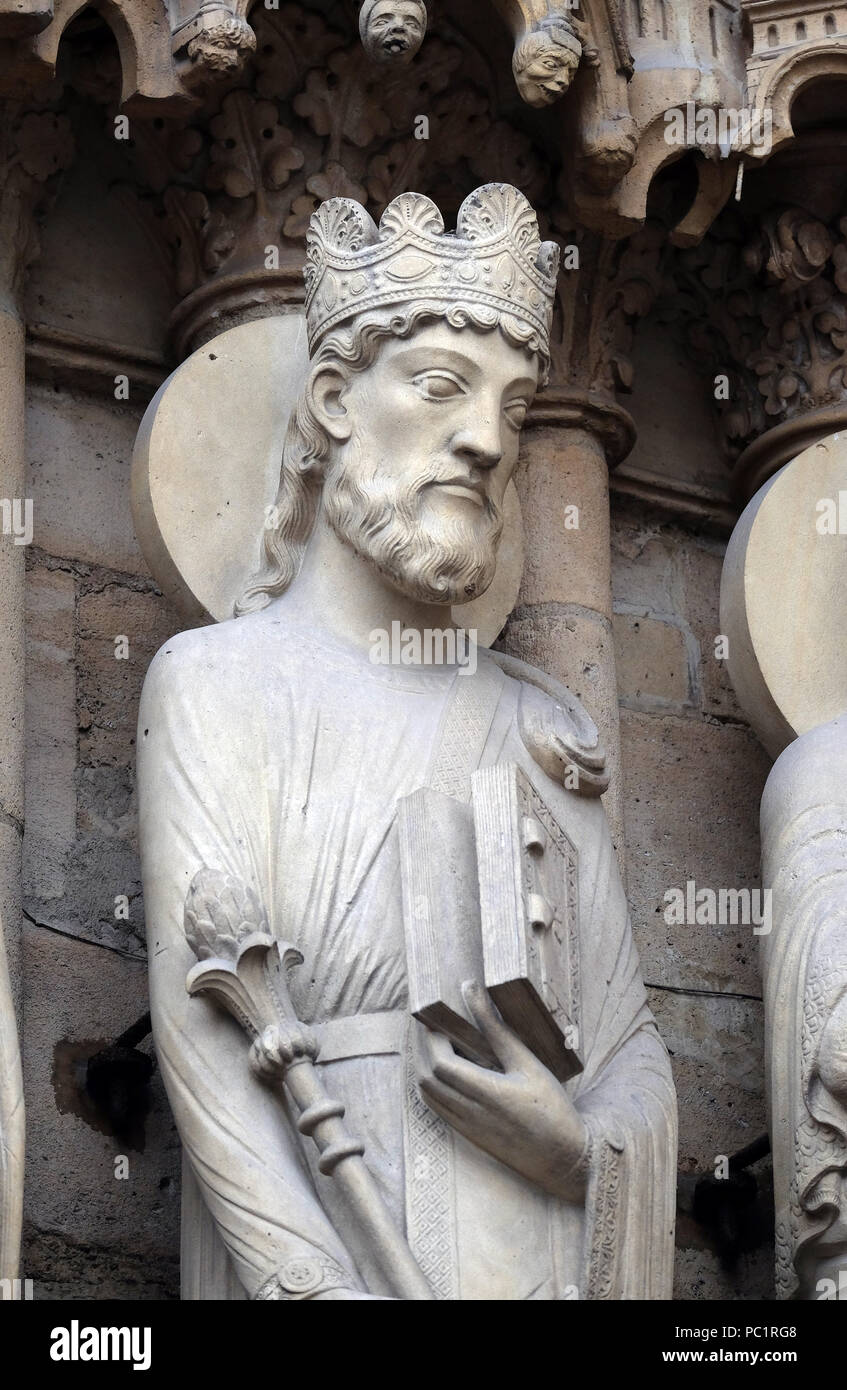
[649,989,766,1168]
[611,503,745,723]
[648,988,774,1301]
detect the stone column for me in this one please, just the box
[0,105,72,1282]
[503,401,634,861]
[500,225,663,866]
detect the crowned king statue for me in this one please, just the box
[137,183,678,1301]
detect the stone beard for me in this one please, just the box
[137,184,676,1301]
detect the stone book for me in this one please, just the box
[397,787,498,1068]
[472,763,583,1083]
[398,765,583,1082]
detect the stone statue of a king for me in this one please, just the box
[137,183,677,1301]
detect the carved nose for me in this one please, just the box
[451,424,502,469]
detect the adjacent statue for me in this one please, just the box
[762,719,847,1299]
[358,0,427,64]
[137,183,677,1301]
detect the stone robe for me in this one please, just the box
[761,715,847,1298]
[137,603,677,1300]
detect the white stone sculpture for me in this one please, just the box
[491,0,586,107]
[761,716,847,1299]
[721,436,847,1298]
[358,0,426,65]
[137,183,677,1301]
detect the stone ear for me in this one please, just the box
[307,364,353,442]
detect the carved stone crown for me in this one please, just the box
[303,184,560,362]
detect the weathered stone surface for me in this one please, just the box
[672,1241,775,1302]
[611,504,744,722]
[515,427,612,617]
[77,584,180,769]
[649,989,765,1168]
[621,709,772,995]
[26,385,148,576]
[613,610,690,708]
[22,924,180,1293]
[24,567,76,904]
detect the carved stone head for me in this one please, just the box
[237,186,558,614]
[359,0,427,64]
[512,22,582,107]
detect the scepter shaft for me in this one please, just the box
[281,1057,434,1301]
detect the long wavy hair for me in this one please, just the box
[235,303,544,616]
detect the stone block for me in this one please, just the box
[26,383,147,576]
[24,568,77,903]
[613,610,691,707]
[22,922,180,1284]
[649,987,765,1167]
[622,709,772,994]
[77,584,179,769]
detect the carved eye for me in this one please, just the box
[413,371,465,401]
[504,399,528,429]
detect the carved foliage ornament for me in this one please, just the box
[127,6,550,308]
[667,205,847,461]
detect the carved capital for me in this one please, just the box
[119,4,555,356]
[535,216,665,464]
[0,105,74,311]
[669,198,847,498]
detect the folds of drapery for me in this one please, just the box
[138,615,677,1300]
[761,716,847,1299]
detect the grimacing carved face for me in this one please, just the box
[361,0,426,62]
[317,320,539,605]
[514,38,580,106]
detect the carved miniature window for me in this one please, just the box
[767,23,779,46]
[826,12,837,34]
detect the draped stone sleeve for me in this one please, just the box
[509,660,678,1299]
[137,630,366,1301]
[568,795,678,1301]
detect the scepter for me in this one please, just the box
[183,867,434,1302]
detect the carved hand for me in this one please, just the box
[417,981,589,1202]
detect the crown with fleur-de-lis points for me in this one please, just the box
[303,184,559,365]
